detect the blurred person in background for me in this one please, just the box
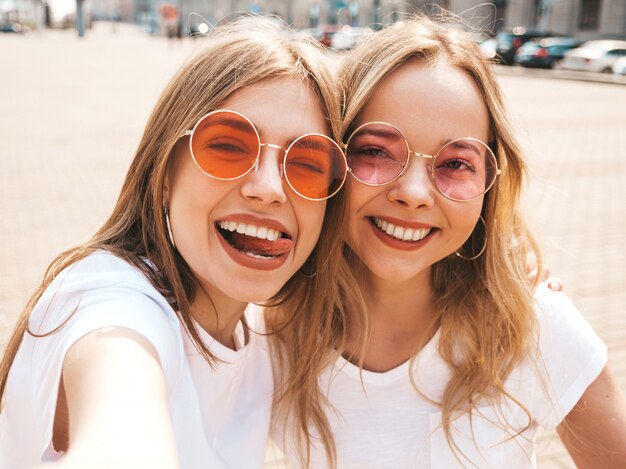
[159,3,179,39]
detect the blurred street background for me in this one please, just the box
[2,0,626,74]
[2,0,626,45]
[2,3,626,467]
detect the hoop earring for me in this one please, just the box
[299,260,317,278]
[164,206,176,248]
[455,216,487,261]
[299,267,317,278]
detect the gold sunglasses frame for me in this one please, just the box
[343,121,502,202]
[182,109,348,202]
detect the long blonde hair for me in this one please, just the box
[273,14,546,467]
[0,17,347,404]
[343,15,547,465]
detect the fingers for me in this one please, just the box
[546,276,563,292]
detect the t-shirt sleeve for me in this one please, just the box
[29,285,183,397]
[531,284,608,430]
[2,254,184,464]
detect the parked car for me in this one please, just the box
[495,28,552,65]
[331,26,373,50]
[514,37,583,69]
[612,56,626,75]
[0,22,23,33]
[560,40,626,73]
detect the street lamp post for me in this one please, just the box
[76,0,85,37]
[178,0,184,36]
[349,1,358,26]
[373,0,380,29]
[286,0,293,25]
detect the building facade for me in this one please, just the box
[234,0,624,39]
[10,0,622,40]
[504,0,626,40]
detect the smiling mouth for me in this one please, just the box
[216,220,293,259]
[370,217,433,243]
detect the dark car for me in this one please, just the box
[515,37,583,69]
[0,22,23,33]
[495,28,552,65]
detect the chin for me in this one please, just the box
[369,260,432,283]
[226,282,285,304]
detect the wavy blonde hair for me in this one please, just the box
[272,14,547,467]
[0,17,348,405]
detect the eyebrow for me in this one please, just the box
[354,125,487,156]
[209,118,299,145]
[293,138,332,152]
[209,117,257,135]
[442,139,484,156]
[353,127,402,141]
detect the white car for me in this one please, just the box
[612,56,626,75]
[331,26,373,50]
[560,40,626,73]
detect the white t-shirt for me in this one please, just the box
[0,251,273,469]
[274,284,607,469]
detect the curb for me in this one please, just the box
[493,64,626,86]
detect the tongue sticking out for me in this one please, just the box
[223,231,292,257]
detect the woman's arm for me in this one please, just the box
[558,364,626,468]
[40,327,179,469]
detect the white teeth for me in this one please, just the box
[218,221,285,241]
[244,252,274,259]
[372,217,432,242]
[413,228,429,241]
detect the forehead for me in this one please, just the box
[356,59,490,144]
[218,76,330,138]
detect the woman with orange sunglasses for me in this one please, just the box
[0,18,349,469]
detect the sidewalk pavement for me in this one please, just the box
[1,23,625,469]
[494,62,626,86]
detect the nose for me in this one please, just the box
[386,156,436,209]
[240,145,287,206]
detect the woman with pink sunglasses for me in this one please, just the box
[0,18,349,469]
[269,15,626,468]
